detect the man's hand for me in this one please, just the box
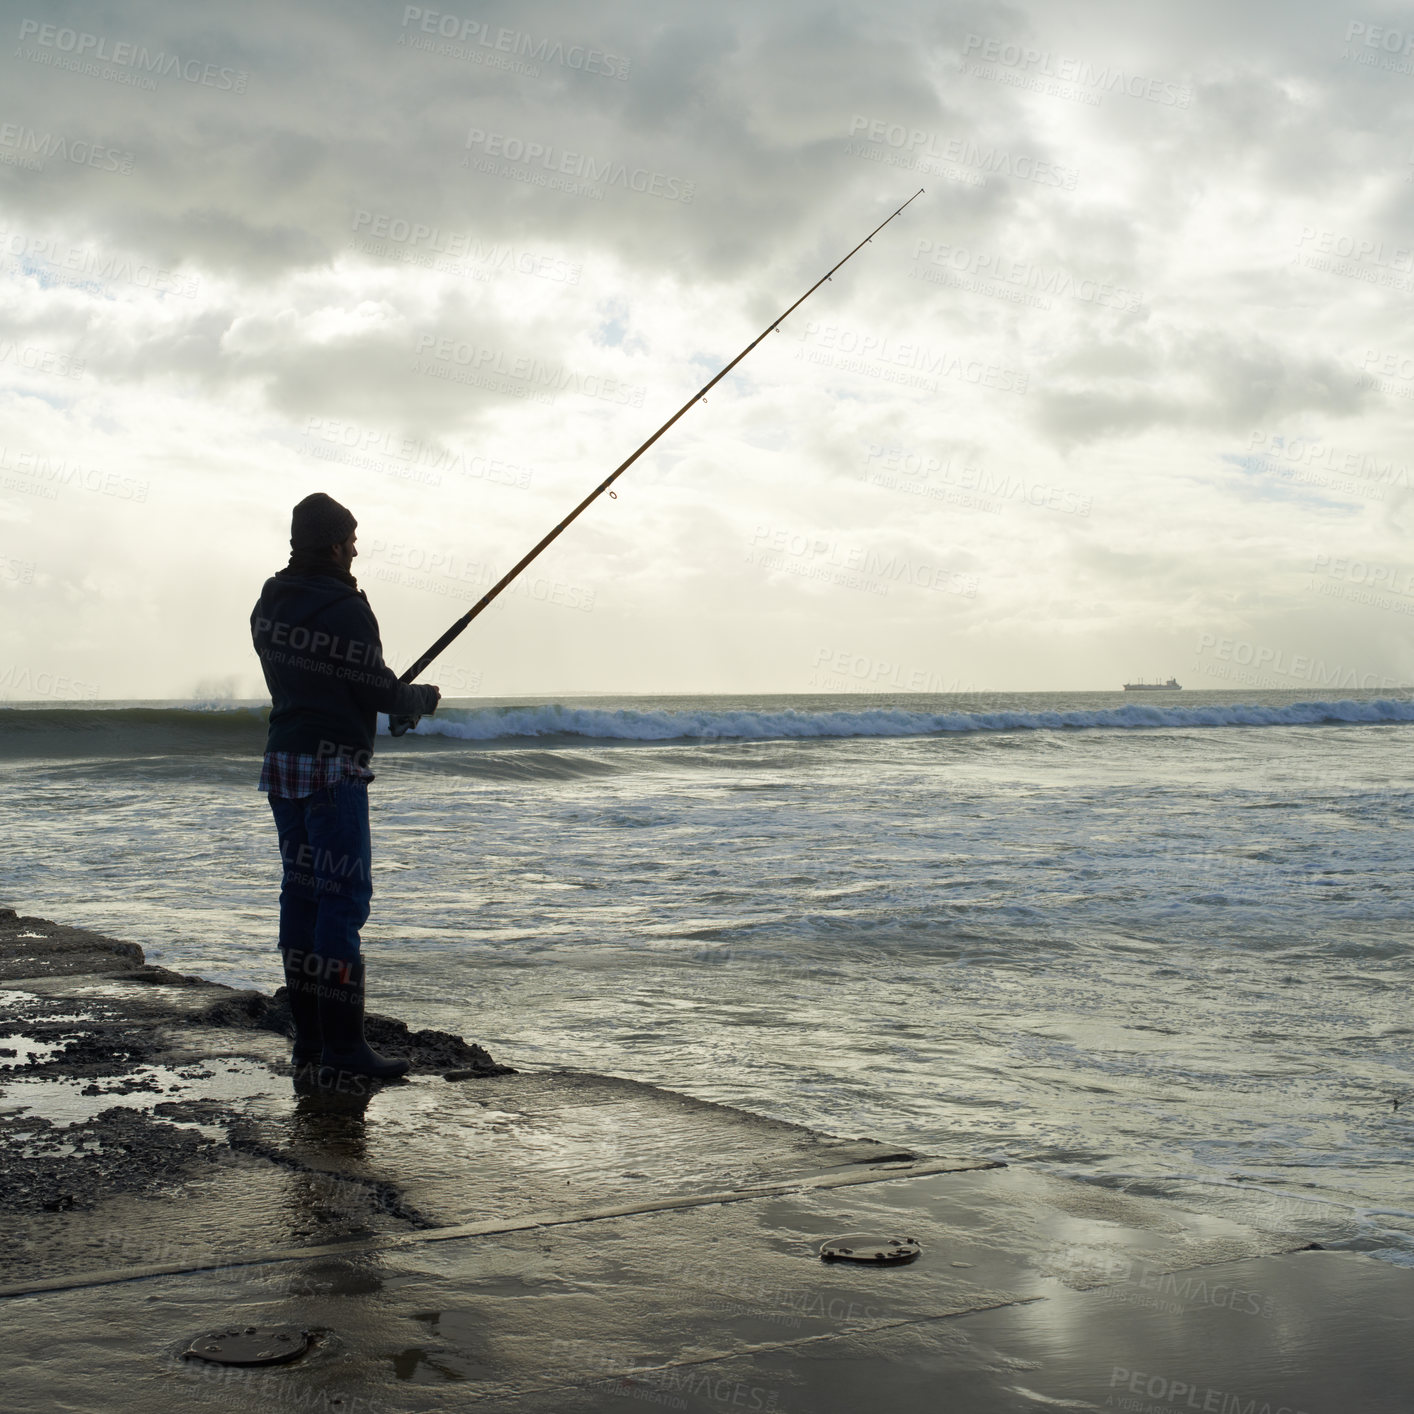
[388,684,440,737]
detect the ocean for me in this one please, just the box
[2,689,1411,1265]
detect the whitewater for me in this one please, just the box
[407,694,1414,740]
[2,687,1411,1266]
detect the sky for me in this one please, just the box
[1,0,1413,699]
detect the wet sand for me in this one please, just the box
[1,907,1409,1412]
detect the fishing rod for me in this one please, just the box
[389,187,925,732]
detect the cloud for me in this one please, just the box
[1,0,1412,694]
[1035,326,1371,447]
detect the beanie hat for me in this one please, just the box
[290,492,357,552]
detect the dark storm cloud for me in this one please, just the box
[0,0,947,281]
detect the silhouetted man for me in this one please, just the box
[250,493,439,1078]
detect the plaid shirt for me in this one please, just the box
[258,750,374,798]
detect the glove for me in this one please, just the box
[389,685,439,738]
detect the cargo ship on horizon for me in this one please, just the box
[1123,677,1182,691]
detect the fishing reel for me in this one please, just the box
[388,714,420,737]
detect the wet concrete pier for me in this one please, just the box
[2,909,1410,1411]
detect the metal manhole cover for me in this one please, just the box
[819,1234,921,1265]
[184,1325,312,1366]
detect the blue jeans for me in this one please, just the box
[268,779,372,965]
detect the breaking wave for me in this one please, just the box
[399,697,1414,743]
[3,696,1413,757]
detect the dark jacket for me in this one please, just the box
[250,567,437,766]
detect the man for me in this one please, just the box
[251,492,440,1079]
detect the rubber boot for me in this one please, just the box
[317,958,410,1080]
[281,947,323,1066]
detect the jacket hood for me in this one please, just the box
[258,571,364,615]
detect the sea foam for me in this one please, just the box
[386,697,1414,742]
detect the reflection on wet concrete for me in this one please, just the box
[3,912,1411,1411]
[14,1164,1399,1412]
